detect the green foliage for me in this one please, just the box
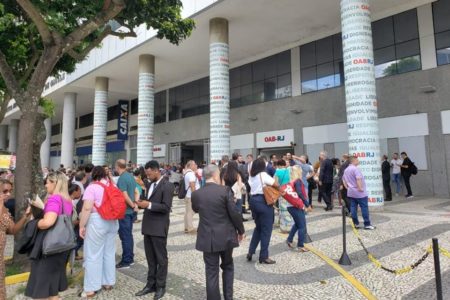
[39,97,56,118]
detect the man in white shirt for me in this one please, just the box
[184,160,200,234]
[390,153,403,196]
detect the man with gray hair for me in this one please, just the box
[192,164,245,300]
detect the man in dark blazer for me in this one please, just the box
[191,164,245,300]
[381,155,392,201]
[136,160,175,300]
[319,151,334,211]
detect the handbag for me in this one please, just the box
[280,180,305,209]
[42,196,77,256]
[260,173,280,206]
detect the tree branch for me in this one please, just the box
[20,34,40,85]
[16,0,54,45]
[0,49,21,100]
[66,26,113,61]
[0,94,11,125]
[63,1,125,53]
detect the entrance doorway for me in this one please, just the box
[181,140,204,164]
[258,147,295,160]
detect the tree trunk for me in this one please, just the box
[13,104,42,262]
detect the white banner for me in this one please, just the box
[341,0,384,206]
[209,42,230,161]
[256,129,294,148]
[92,90,107,165]
[153,144,166,158]
[137,73,154,166]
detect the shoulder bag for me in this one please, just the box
[42,196,77,256]
[260,173,280,206]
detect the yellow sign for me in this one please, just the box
[0,155,11,169]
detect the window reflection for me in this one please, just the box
[433,0,450,66]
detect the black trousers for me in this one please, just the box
[321,183,333,209]
[402,174,413,196]
[203,248,234,300]
[383,178,392,200]
[144,235,168,289]
[340,188,351,211]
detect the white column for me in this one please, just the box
[60,93,76,168]
[291,47,302,97]
[417,4,437,70]
[8,119,19,153]
[137,54,155,166]
[92,77,108,166]
[40,118,51,169]
[0,125,7,150]
[341,0,384,207]
[209,18,230,162]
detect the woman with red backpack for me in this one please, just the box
[78,166,122,298]
[283,166,309,253]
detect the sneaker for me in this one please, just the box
[354,225,361,229]
[364,225,376,230]
[116,262,131,269]
[406,195,414,199]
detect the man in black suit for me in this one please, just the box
[135,160,175,300]
[191,164,245,300]
[319,151,334,211]
[381,155,392,201]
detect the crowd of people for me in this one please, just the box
[0,149,418,300]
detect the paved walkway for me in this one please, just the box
[7,195,450,299]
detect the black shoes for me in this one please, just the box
[259,258,276,264]
[135,286,156,297]
[154,287,166,300]
[246,253,252,261]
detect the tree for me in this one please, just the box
[0,0,194,257]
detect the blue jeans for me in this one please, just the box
[248,195,274,260]
[118,214,134,264]
[349,196,371,227]
[392,173,401,194]
[287,207,306,247]
[235,198,243,215]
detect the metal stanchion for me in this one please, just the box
[304,231,312,244]
[432,238,443,300]
[339,205,351,265]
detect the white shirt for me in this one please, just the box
[390,158,403,174]
[184,170,200,198]
[248,171,275,195]
[147,176,164,209]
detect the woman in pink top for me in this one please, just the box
[26,172,73,300]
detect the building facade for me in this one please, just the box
[2,0,450,198]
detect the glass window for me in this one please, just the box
[130,99,138,115]
[316,37,333,64]
[300,42,316,69]
[154,91,166,124]
[79,113,93,128]
[107,105,119,121]
[51,123,60,136]
[168,77,210,121]
[433,0,450,66]
[316,63,335,90]
[373,9,420,78]
[301,67,317,93]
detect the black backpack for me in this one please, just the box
[410,162,418,175]
[178,171,193,199]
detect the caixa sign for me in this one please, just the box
[256,129,294,148]
[117,100,129,140]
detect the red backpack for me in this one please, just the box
[280,180,306,209]
[93,181,126,220]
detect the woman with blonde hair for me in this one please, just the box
[285,166,309,252]
[26,172,73,300]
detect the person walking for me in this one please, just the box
[400,152,414,198]
[390,153,403,196]
[285,166,309,253]
[382,155,392,201]
[221,161,245,219]
[26,172,74,299]
[337,154,351,213]
[274,159,293,233]
[183,160,200,234]
[0,179,30,299]
[115,159,139,269]
[342,156,375,230]
[192,164,245,300]
[319,151,334,211]
[247,157,279,264]
[135,161,175,299]
[78,167,120,298]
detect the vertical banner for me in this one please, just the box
[117,100,129,140]
[209,42,230,162]
[341,0,384,206]
[92,90,107,166]
[137,73,154,166]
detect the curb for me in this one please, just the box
[5,272,30,285]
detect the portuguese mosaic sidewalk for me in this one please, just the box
[6,195,450,299]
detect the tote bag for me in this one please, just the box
[42,196,77,256]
